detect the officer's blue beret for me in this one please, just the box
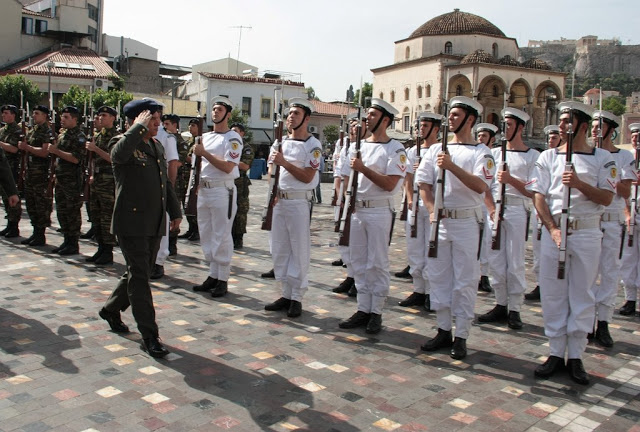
[123,99,162,119]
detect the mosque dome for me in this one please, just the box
[460,49,497,65]
[409,9,506,39]
[521,58,552,70]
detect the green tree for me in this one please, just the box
[0,75,41,114]
[352,82,373,106]
[59,85,133,117]
[305,86,319,101]
[229,107,253,144]
[602,96,626,116]
[323,124,339,147]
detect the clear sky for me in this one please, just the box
[103,0,640,101]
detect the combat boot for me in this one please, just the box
[21,229,36,245]
[59,237,79,255]
[420,328,453,351]
[394,265,411,279]
[28,227,46,246]
[168,236,178,256]
[233,235,243,250]
[86,243,104,262]
[524,285,541,300]
[619,300,636,316]
[478,275,492,292]
[4,221,19,238]
[507,311,523,330]
[450,337,467,360]
[595,320,614,347]
[94,245,114,265]
[51,235,69,253]
[333,277,354,293]
[398,292,427,307]
[478,304,508,323]
[188,226,199,241]
[0,222,9,236]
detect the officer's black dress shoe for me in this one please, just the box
[619,300,637,316]
[365,313,382,334]
[333,277,354,293]
[394,265,412,279]
[398,292,426,307]
[265,297,291,311]
[567,359,590,385]
[99,308,130,333]
[210,280,228,298]
[477,275,492,292]
[524,285,541,300]
[331,258,344,266]
[339,311,370,329]
[450,337,467,360]
[150,264,164,280]
[534,355,565,379]
[595,321,614,347]
[287,300,302,318]
[141,337,169,358]
[478,304,508,323]
[193,276,218,292]
[261,269,275,279]
[420,328,453,351]
[507,311,523,330]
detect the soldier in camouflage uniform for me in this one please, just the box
[17,105,53,246]
[231,123,254,249]
[85,106,118,265]
[49,106,86,256]
[162,114,188,255]
[178,118,199,241]
[0,104,24,237]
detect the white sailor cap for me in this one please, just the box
[418,112,444,123]
[449,96,483,117]
[288,97,314,115]
[557,101,594,119]
[475,123,499,136]
[592,110,620,129]
[369,98,399,119]
[211,96,234,111]
[544,125,560,135]
[501,107,530,125]
[630,123,640,134]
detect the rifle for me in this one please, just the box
[334,135,350,232]
[410,116,422,238]
[331,116,344,207]
[557,110,574,280]
[428,100,450,258]
[597,88,603,149]
[628,145,639,247]
[399,190,409,221]
[184,116,204,217]
[46,128,57,199]
[491,120,508,250]
[261,92,284,231]
[17,98,29,193]
[338,107,363,246]
[81,92,94,202]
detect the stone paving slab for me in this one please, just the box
[0,179,639,431]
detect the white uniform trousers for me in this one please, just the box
[197,185,237,281]
[350,207,393,314]
[620,223,640,302]
[406,205,430,294]
[335,206,353,277]
[427,217,481,339]
[539,227,602,359]
[532,216,542,284]
[488,204,527,311]
[479,209,491,276]
[271,198,311,302]
[594,220,624,322]
[155,213,170,266]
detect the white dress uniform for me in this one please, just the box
[528,147,616,358]
[416,142,495,338]
[334,137,353,276]
[405,144,431,295]
[154,127,178,267]
[488,147,538,311]
[271,136,321,302]
[347,139,406,314]
[197,130,242,281]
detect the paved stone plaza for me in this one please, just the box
[1,179,639,432]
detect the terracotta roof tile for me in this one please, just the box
[310,100,357,116]
[410,9,506,39]
[2,48,116,80]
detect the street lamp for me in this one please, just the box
[46,60,54,105]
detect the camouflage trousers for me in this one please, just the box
[232,177,250,238]
[90,174,116,245]
[1,158,22,222]
[55,176,82,236]
[25,162,52,228]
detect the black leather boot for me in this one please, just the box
[524,285,541,300]
[4,220,19,238]
[478,304,508,323]
[398,292,427,307]
[595,320,614,347]
[193,276,218,292]
[420,328,453,351]
[210,280,228,298]
[478,275,492,292]
[28,227,46,246]
[168,235,178,256]
[95,245,114,265]
[51,235,69,253]
[534,356,565,379]
[59,236,79,255]
[333,277,354,293]
[394,265,412,279]
[619,300,636,316]
[365,313,382,334]
[21,230,36,245]
[86,243,104,262]
[450,337,467,359]
[567,359,590,385]
[507,311,523,330]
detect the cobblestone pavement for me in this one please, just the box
[1,179,640,432]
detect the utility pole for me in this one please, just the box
[230,25,252,75]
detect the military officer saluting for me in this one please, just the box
[85,106,119,265]
[528,102,615,385]
[18,105,53,246]
[231,122,254,249]
[0,104,24,238]
[49,106,87,255]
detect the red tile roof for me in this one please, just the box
[310,100,357,117]
[2,48,117,80]
[199,72,304,87]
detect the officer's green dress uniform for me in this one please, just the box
[23,122,53,244]
[102,121,181,344]
[53,124,86,253]
[0,121,23,235]
[232,142,254,248]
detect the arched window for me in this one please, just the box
[405,46,410,60]
[426,84,431,98]
[390,90,395,103]
[444,41,452,54]
[492,43,499,58]
[493,85,499,97]
[404,88,410,101]
[456,85,462,96]
[379,92,384,100]
[417,86,422,99]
